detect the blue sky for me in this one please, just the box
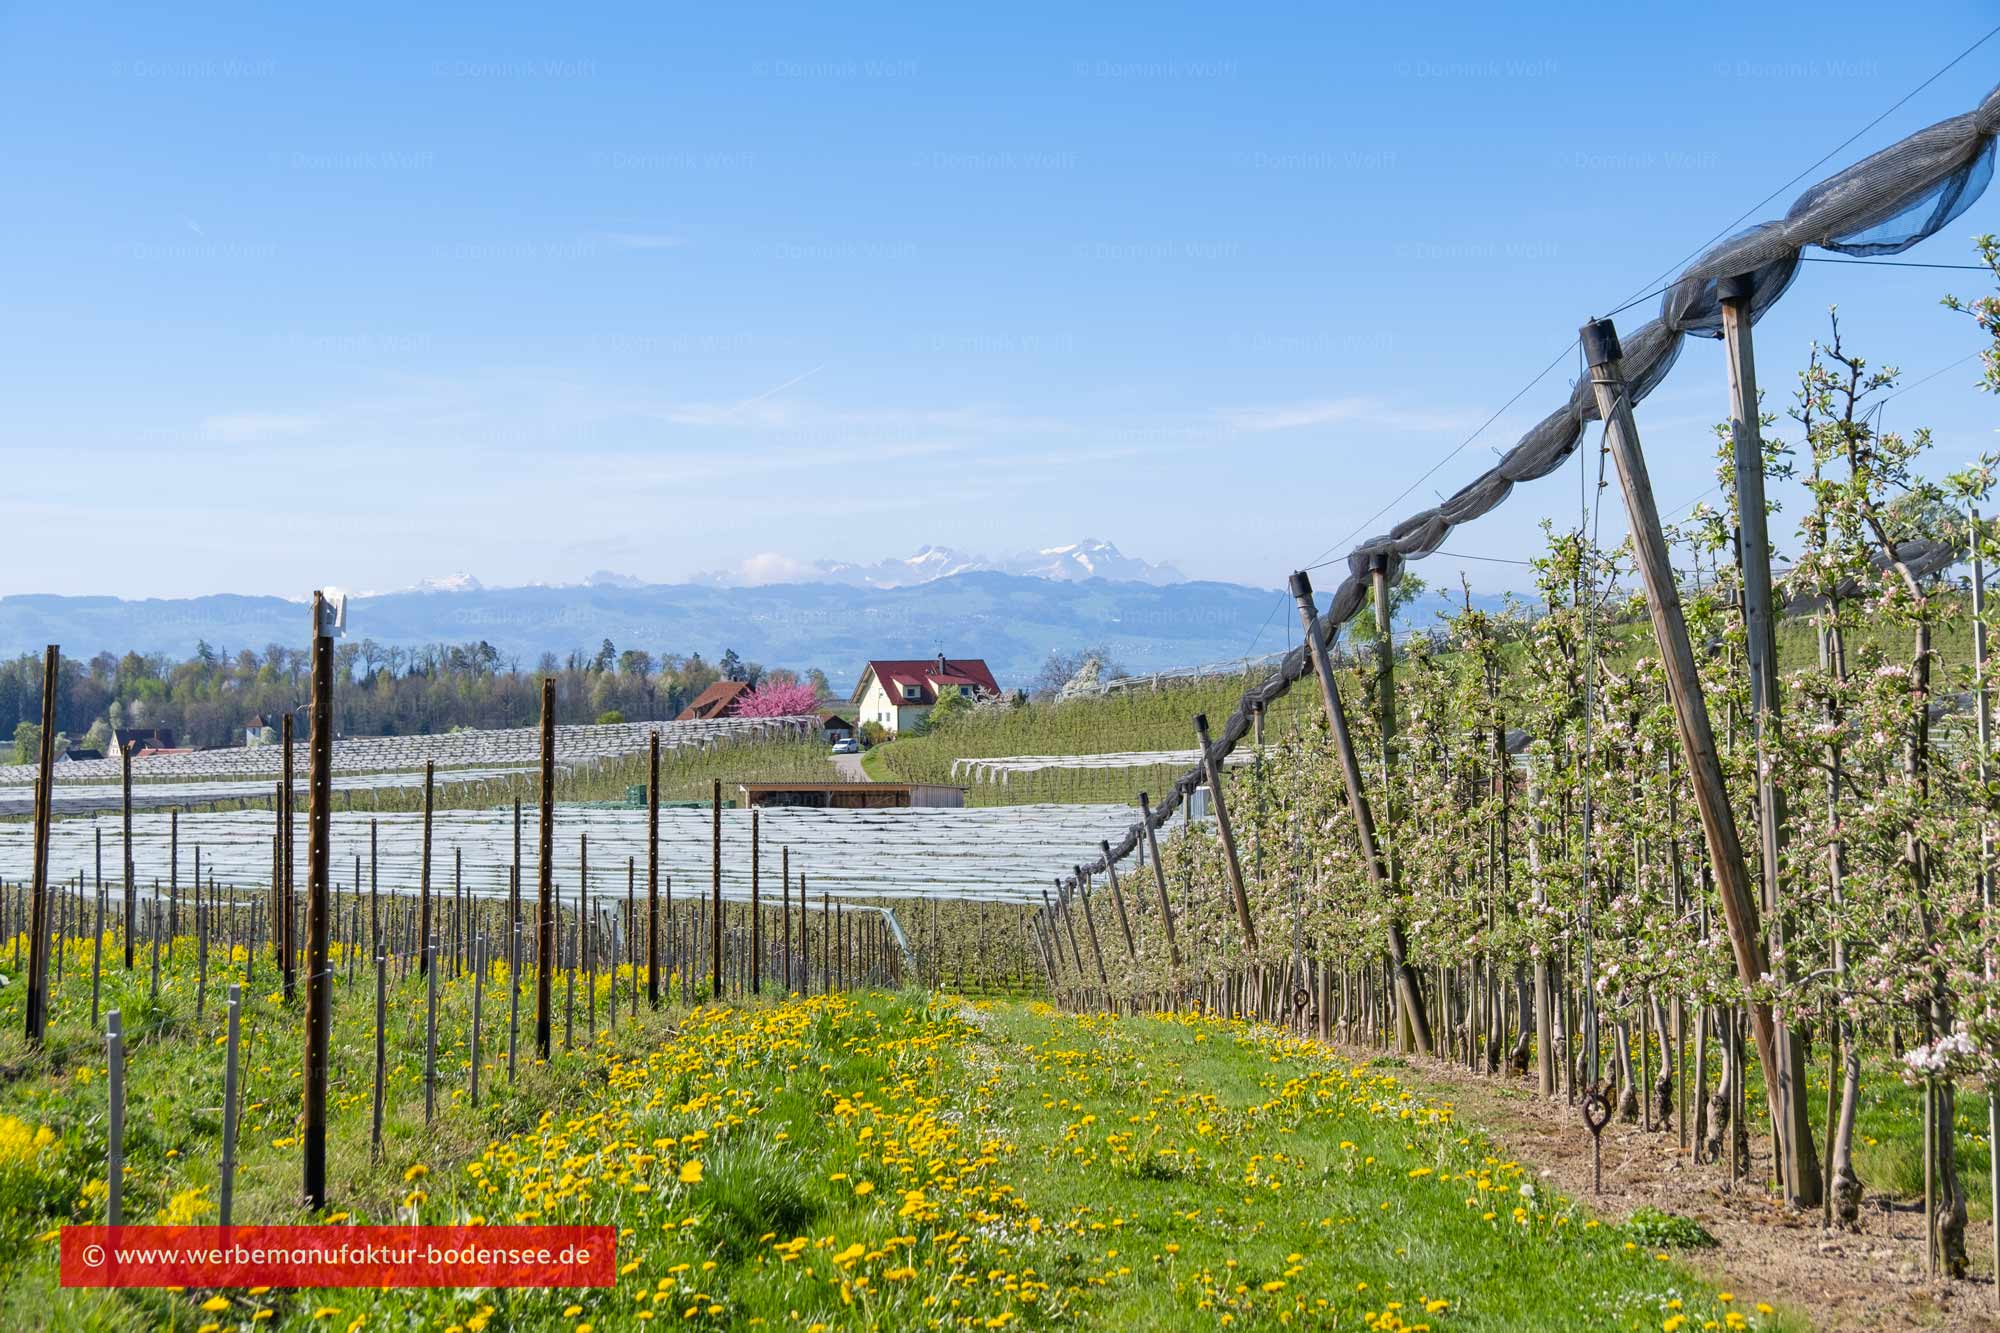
[2,2,1996,610]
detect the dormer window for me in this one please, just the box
[902,683,923,701]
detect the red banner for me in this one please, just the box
[60,1225,615,1288]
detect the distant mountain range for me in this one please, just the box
[0,572,1284,693]
[692,538,1186,590]
[2,531,1531,691]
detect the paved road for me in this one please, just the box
[833,751,869,780]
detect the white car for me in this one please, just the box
[830,737,861,755]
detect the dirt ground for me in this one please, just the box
[1354,1048,1999,1331]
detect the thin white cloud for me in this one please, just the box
[732,552,819,585]
[199,412,320,442]
[1218,396,1479,434]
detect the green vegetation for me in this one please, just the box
[1623,1208,1718,1251]
[0,943,1792,1330]
[0,640,828,754]
[870,671,1318,807]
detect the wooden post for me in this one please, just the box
[710,779,723,1000]
[424,932,439,1122]
[371,819,381,963]
[26,645,58,1041]
[220,984,242,1224]
[1583,314,1791,1165]
[1193,714,1259,949]
[1976,507,2000,1293]
[647,731,660,1009]
[120,737,136,974]
[281,712,295,1000]
[782,846,792,992]
[106,1009,124,1225]
[91,839,105,1027]
[470,933,485,1107]
[371,949,387,1160]
[1720,278,1820,1207]
[453,847,463,979]
[798,867,810,996]
[418,760,435,977]
[1100,840,1136,958]
[1049,881,1084,977]
[169,810,178,942]
[1074,869,1109,989]
[750,809,761,995]
[537,678,555,1058]
[1137,794,1180,967]
[1289,570,1431,1053]
[507,917,521,1082]
[302,592,335,1211]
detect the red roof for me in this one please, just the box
[855,657,1000,707]
[675,679,752,721]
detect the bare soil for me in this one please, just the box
[1354,1048,1999,1331]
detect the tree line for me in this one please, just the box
[1,638,834,760]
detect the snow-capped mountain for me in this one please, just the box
[808,544,988,587]
[410,572,483,594]
[701,539,1184,589]
[1005,539,1185,586]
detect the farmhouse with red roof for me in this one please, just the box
[850,654,1000,735]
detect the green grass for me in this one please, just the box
[0,945,1804,1330]
[870,672,1315,807]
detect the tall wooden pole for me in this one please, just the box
[302,592,334,1211]
[1721,278,1820,1207]
[536,677,555,1058]
[1289,570,1431,1053]
[1975,507,2000,1292]
[647,731,660,1009]
[1137,794,1180,967]
[1583,315,1789,1159]
[1074,869,1109,989]
[710,779,723,1000]
[122,731,136,970]
[750,808,761,995]
[418,760,434,976]
[281,711,295,1000]
[25,644,58,1041]
[1099,840,1136,958]
[1194,714,1258,949]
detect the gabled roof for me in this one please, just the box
[852,658,1000,707]
[112,727,176,752]
[675,679,752,721]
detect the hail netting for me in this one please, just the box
[1063,80,2000,903]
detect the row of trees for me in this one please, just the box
[1041,255,2000,1274]
[1,637,834,758]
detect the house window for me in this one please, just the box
[958,685,972,697]
[902,684,922,701]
